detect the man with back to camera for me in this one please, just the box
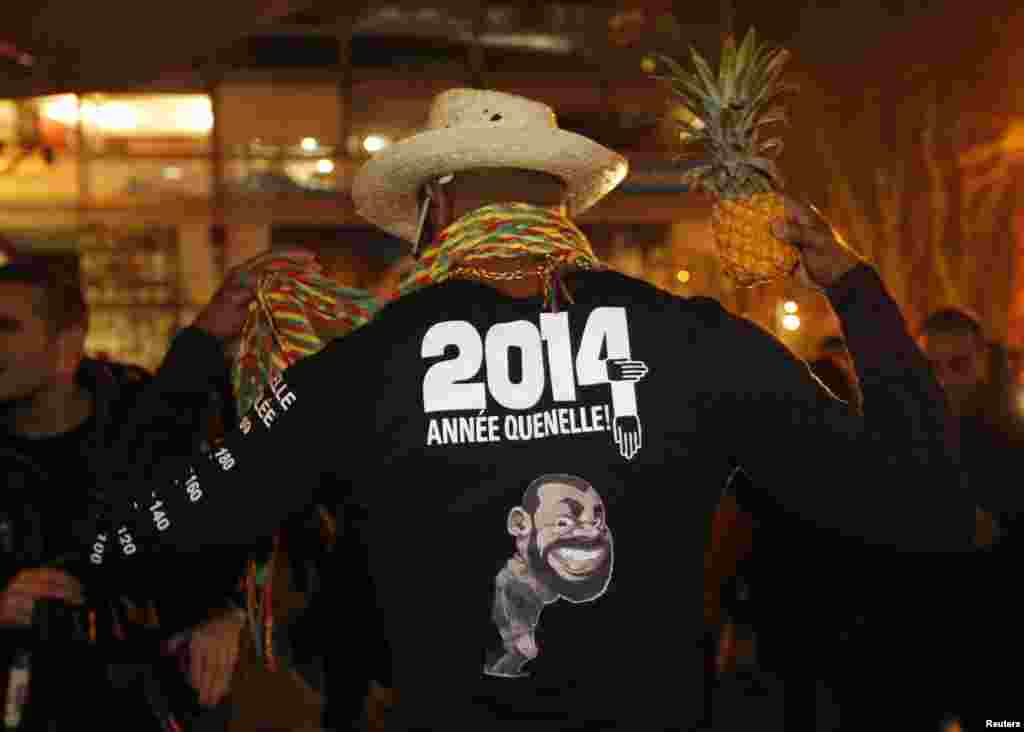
[82,89,983,730]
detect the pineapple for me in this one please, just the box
[652,28,799,286]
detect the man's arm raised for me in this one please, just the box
[717,196,975,551]
[87,249,338,563]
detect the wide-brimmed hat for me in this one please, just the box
[352,88,629,243]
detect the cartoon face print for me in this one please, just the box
[509,474,613,603]
[485,474,613,678]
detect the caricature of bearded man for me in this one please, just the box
[484,474,614,678]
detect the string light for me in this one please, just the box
[676,269,691,284]
[783,300,798,314]
[363,135,389,153]
[301,137,318,152]
[782,314,801,331]
[316,159,335,174]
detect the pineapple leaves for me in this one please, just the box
[650,55,709,110]
[651,72,707,111]
[689,46,722,105]
[735,28,757,71]
[742,42,785,94]
[719,34,737,101]
[730,29,760,97]
[650,26,796,190]
[652,53,692,83]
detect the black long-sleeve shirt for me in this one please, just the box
[95,263,975,731]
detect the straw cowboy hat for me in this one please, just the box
[352,88,629,243]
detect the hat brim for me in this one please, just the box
[351,126,629,244]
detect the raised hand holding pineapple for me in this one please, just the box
[772,195,863,290]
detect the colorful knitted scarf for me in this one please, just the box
[231,258,380,417]
[230,258,380,671]
[399,202,606,311]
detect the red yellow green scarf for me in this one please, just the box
[399,202,606,311]
[230,258,379,671]
[231,258,379,417]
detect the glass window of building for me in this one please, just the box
[80,94,213,156]
[0,96,80,203]
[347,74,468,161]
[219,82,342,193]
[54,94,215,204]
[89,159,212,203]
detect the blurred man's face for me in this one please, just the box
[0,282,60,404]
[919,330,987,415]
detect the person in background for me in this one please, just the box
[918,309,994,419]
[829,307,1022,729]
[0,245,246,730]
[916,307,1023,728]
[917,308,1022,533]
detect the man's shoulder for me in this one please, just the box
[575,270,731,326]
[310,274,739,362]
[77,358,152,409]
[79,357,151,387]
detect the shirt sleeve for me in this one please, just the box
[101,327,227,498]
[714,264,975,552]
[98,334,345,562]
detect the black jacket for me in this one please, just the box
[97,266,978,731]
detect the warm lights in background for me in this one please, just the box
[363,135,389,153]
[301,137,319,152]
[779,300,801,332]
[316,159,335,174]
[40,94,214,135]
[676,269,691,284]
[39,95,80,126]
